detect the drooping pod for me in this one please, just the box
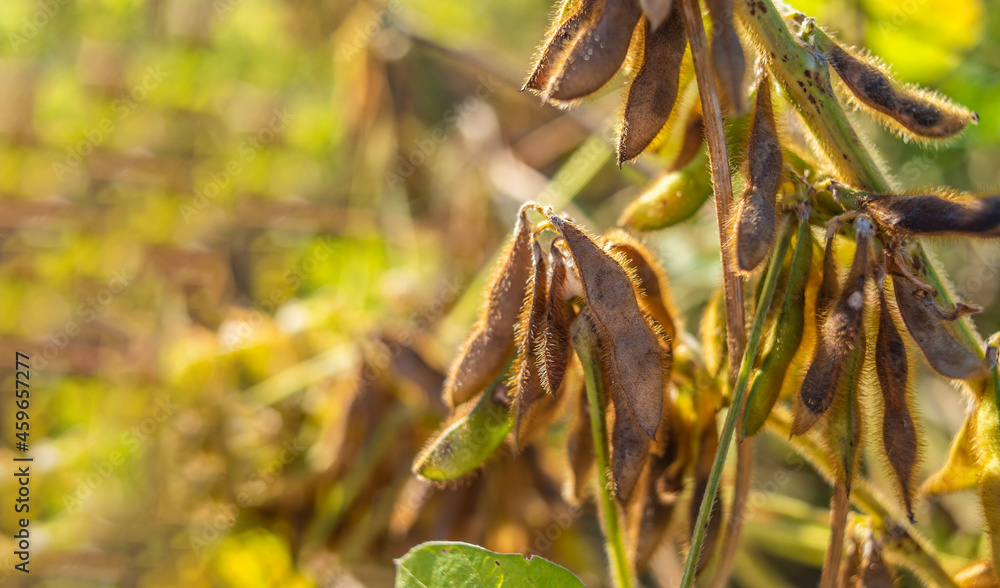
[816,227,841,329]
[891,275,988,381]
[706,0,746,115]
[413,383,513,482]
[566,379,597,503]
[874,285,919,522]
[669,112,704,171]
[604,229,678,343]
[541,242,574,395]
[443,205,533,407]
[547,213,670,439]
[735,73,783,272]
[859,192,1000,238]
[545,0,644,102]
[742,207,812,439]
[826,41,977,141]
[608,378,651,504]
[523,0,603,93]
[617,4,687,163]
[618,148,713,231]
[512,241,553,446]
[792,216,872,436]
[823,320,865,491]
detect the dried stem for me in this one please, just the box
[820,485,849,588]
[768,407,961,588]
[678,0,751,584]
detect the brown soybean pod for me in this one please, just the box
[617,5,687,163]
[604,230,678,343]
[792,218,870,435]
[706,0,746,115]
[828,43,976,140]
[735,74,783,272]
[512,241,551,445]
[546,0,644,101]
[858,535,896,588]
[861,193,1000,238]
[892,276,988,381]
[549,213,669,439]
[523,0,603,92]
[669,112,705,172]
[875,286,919,522]
[444,207,533,407]
[541,243,574,396]
[608,379,651,504]
[566,380,597,503]
[823,326,864,491]
[816,230,841,330]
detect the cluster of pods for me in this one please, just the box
[415,0,1000,583]
[416,200,729,572]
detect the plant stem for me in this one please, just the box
[767,407,961,588]
[572,314,634,588]
[679,221,792,587]
[678,0,745,375]
[819,485,849,588]
[737,0,986,364]
[678,0,751,583]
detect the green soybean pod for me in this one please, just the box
[413,382,513,482]
[742,209,812,439]
[618,148,712,231]
[824,331,866,493]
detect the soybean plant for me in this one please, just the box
[412,0,1000,586]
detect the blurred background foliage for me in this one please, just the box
[0,0,997,586]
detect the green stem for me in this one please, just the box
[679,221,793,587]
[767,407,961,588]
[572,315,634,588]
[734,0,886,190]
[738,0,986,367]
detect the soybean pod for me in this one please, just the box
[742,207,812,439]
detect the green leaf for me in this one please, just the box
[394,541,587,588]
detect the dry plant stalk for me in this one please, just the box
[416,0,1000,586]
